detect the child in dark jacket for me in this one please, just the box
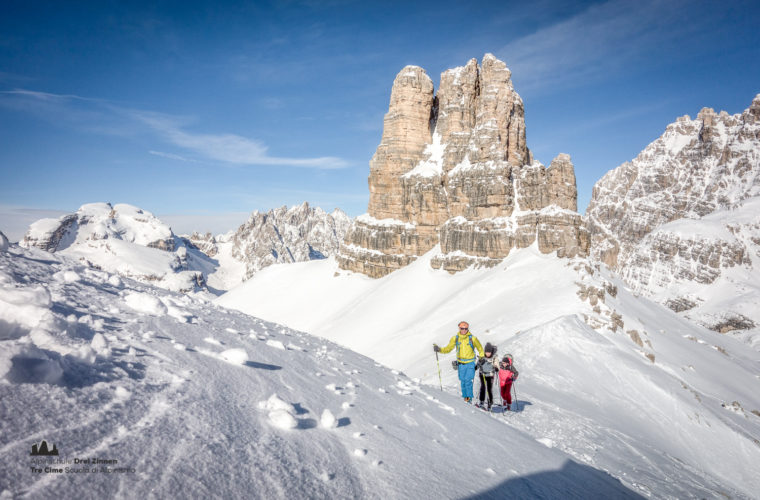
[476,343,498,410]
[498,354,519,410]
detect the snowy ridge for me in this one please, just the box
[218,244,760,497]
[15,201,351,294]
[19,203,214,293]
[1,242,643,498]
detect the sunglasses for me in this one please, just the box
[459,327,468,330]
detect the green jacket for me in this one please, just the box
[439,331,484,364]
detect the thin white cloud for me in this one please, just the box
[149,150,198,162]
[1,89,349,169]
[499,0,695,91]
[132,111,348,168]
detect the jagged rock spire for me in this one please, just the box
[339,55,587,278]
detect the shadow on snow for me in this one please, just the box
[464,459,644,499]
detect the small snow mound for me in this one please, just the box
[268,410,298,429]
[54,270,81,283]
[124,292,168,315]
[225,327,239,334]
[353,448,367,457]
[258,394,295,414]
[163,302,193,323]
[107,275,123,288]
[114,386,131,400]
[320,409,338,429]
[219,348,249,365]
[536,438,555,448]
[72,345,97,365]
[203,337,222,346]
[90,333,109,356]
[266,339,286,350]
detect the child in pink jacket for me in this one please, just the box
[498,354,519,410]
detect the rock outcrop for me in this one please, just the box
[339,54,588,277]
[229,202,352,280]
[184,232,219,258]
[587,95,760,337]
[0,230,8,252]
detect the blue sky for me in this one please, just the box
[1,0,759,237]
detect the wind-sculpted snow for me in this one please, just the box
[219,243,760,498]
[0,242,645,498]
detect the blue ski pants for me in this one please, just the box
[458,361,475,399]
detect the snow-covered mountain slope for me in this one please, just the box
[619,197,760,347]
[1,243,644,499]
[19,203,215,293]
[218,245,760,497]
[224,202,352,282]
[15,201,352,295]
[586,95,760,345]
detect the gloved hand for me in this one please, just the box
[433,344,440,352]
[477,357,485,366]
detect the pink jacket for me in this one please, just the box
[498,361,518,387]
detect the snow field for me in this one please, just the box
[218,244,760,498]
[6,244,635,498]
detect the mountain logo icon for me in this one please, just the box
[30,440,59,456]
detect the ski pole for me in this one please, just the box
[512,381,518,412]
[435,351,442,391]
[479,369,486,408]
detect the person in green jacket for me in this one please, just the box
[433,321,484,402]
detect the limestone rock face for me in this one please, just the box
[339,54,587,277]
[367,66,435,221]
[231,203,352,279]
[587,95,760,336]
[184,232,219,258]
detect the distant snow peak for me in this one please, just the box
[19,202,210,293]
[228,201,352,280]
